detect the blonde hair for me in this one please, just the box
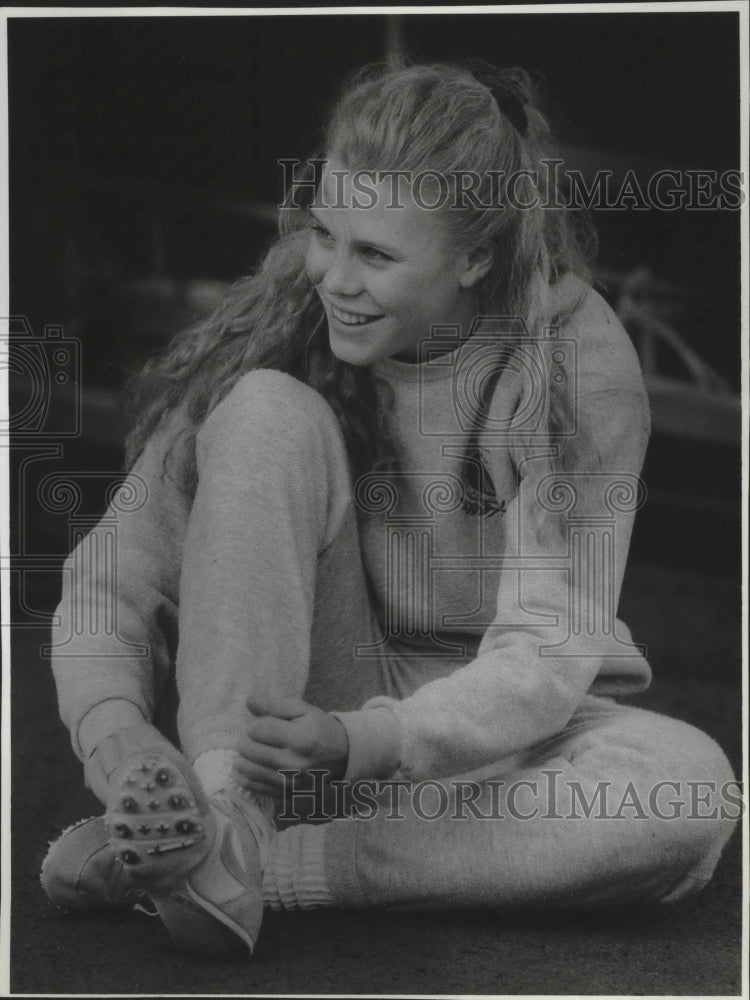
[125,60,596,501]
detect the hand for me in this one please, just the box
[235,695,350,799]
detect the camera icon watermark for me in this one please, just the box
[42,472,151,659]
[415,315,578,442]
[351,310,646,662]
[2,316,82,439]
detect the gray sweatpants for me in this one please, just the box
[172,370,737,910]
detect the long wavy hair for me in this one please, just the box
[124,60,597,503]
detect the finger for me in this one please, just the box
[237,737,296,773]
[245,716,295,748]
[233,757,285,793]
[245,719,319,758]
[245,694,272,717]
[246,694,310,721]
[238,776,284,801]
[238,737,314,777]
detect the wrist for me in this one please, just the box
[77,699,148,759]
[329,707,401,781]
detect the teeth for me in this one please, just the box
[331,305,379,325]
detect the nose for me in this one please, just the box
[321,250,362,297]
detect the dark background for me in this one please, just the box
[10,13,742,352]
[7,12,744,994]
[8,11,742,584]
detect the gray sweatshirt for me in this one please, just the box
[51,275,652,783]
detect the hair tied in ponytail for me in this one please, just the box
[462,58,531,137]
[490,81,529,137]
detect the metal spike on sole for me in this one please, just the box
[105,748,213,891]
[148,839,196,855]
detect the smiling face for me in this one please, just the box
[304,162,490,366]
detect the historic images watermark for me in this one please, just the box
[279,158,745,212]
[2,315,149,654]
[276,768,745,823]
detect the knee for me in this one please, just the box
[643,719,739,898]
[198,369,347,466]
[228,369,341,439]
[578,710,739,900]
[605,707,737,814]
[663,717,738,822]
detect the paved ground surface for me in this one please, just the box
[10,563,743,996]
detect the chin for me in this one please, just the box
[328,335,379,367]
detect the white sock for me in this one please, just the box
[193,748,275,870]
[262,823,335,911]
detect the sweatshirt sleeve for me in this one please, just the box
[335,285,652,782]
[50,415,191,760]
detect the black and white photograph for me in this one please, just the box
[2,5,746,996]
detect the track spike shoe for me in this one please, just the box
[105,745,263,958]
[105,744,214,894]
[41,816,145,911]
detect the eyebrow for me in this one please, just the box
[308,207,403,257]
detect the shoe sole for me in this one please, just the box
[105,745,215,895]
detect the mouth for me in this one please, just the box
[328,303,385,327]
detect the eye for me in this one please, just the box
[309,221,334,245]
[361,246,392,264]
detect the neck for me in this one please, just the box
[393,296,479,364]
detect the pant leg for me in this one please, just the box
[175,369,379,759]
[323,697,738,910]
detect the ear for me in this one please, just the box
[458,245,493,289]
